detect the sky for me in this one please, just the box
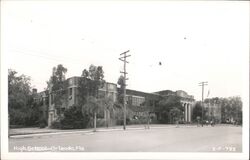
[2,1,249,100]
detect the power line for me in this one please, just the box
[9,49,87,66]
[119,50,131,130]
[199,81,208,127]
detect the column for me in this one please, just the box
[104,109,107,121]
[188,104,190,122]
[48,112,53,127]
[185,103,187,122]
[188,103,192,122]
[182,103,185,122]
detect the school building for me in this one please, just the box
[35,76,195,127]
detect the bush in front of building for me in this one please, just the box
[50,120,61,129]
[128,119,147,125]
[50,105,91,129]
[9,107,40,127]
[115,118,131,126]
[60,105,90,129]
[39,118,47,128]
[96,119,105,127]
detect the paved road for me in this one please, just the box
[9,126,242,152]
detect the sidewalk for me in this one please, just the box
[9,124,240,139]
[9,124,191,138]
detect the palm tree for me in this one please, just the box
[82,96,115,131]
[141,99,155,129]
[169,107,181,127]
[99,96,115,128]
[82,96,102,132]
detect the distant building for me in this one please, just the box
[204,101,222,123]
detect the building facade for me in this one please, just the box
[204,101,222,123]
[47,77,118,126]
[154,90,194,123]
[39,76,195,127]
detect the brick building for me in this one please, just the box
[37,76,195,127]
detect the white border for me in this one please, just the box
[1,1,249,160]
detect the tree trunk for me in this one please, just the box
[107,110,110,128]
[147,113,150,129]
[94,112,97,132]
[104,109,107,128]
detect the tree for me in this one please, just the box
[192,102,202,122]
[169,107,182,126]
[78,70,90,105]
[78,64,105,103]
[98,96,115,128]
[117,75,125,104]
[8,69,31,110]
[141,99,155,129]
[48,64,68,120]
[88,65,105,97]
[156,95,183,124]
[82,96,104,131]
[220,97,242,124]
[78,64,106,128]
[203,97,242,124]
[82,95,115,131]
[229,97,242,124]
[8,69,40,126]
[49,64,67,91]
[60,105,90,129]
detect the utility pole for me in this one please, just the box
[119,50,131,130]
[199,81,208,127]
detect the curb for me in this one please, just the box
[9,125,197,139]
[10,130,94,139]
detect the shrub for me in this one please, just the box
[39,118,47,128]
[96,119,105,127]
[115,118,131,126]
[60,105,90,129]
[9,109,26,125]
[50,120,61,129]
[115,119,123,125]
[128,119,141,125]
[39,123,47,128]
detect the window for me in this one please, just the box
[131,96,145,106]
[98,90,105,98]
[69,79,73,85]
[69,88,73,100]
[69,88,73,95]
[108,84,114,90]
[110,92,114,99]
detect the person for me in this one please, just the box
[235,120,238,126]
[176,119,179,128]
[196,116,201,127]
[210,120,214,127]
[206,120,209,126]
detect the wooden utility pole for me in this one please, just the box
[119,50,131,130]
[199,81,208,127]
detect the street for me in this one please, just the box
[9,125,242,152]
